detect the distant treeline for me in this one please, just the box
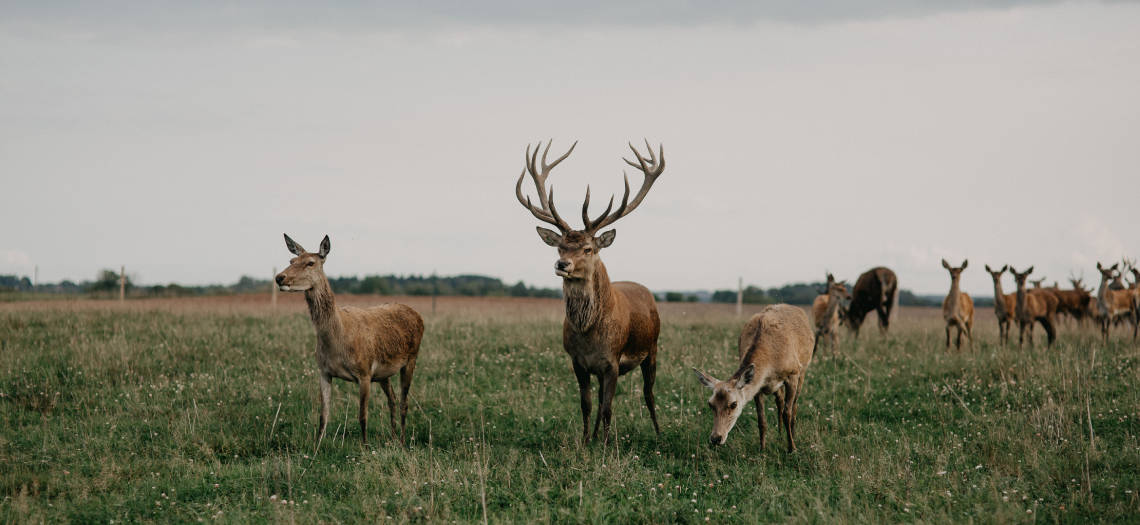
[1,271,949,306]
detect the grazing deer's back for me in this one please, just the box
[738,305,814,373]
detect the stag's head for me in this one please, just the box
[693,365,756,447]
[515,140,664,283]
[941,259,968,281]
[275,234,330,292]
[1009,265,1035,290]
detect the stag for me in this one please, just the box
[845,267,898,338]
[514,140,664,444]
[693,304,814,452]
[812,273,850,352]
[276,235,424,444]
[1009,266,1057,348]
[940,260,974,351]
[984,264,1016,345]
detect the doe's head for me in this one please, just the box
[941,259,968,280]
[275,234,330,292]
[1009,265,1035,289]
[693,364,758,447]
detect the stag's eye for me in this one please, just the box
[306,261,315,267]
[584,248,593,254]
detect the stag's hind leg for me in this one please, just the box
[640,354,661,436]
[378,377,400,442]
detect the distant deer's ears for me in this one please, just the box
[692,368,717,390]
[960,260,968,269]
[596,229,616,249]
[319,235,331,259]
[284,233,306,256]
[984,264,993,273]
[536,227,562,247]
[941,259,950,270]
[732,364,756,388]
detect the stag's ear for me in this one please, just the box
[692,368,717,390]
[536,227,562,247]
[961,260,968,270]
[318,235,331,259]
[596,229,616,249]
[284,233,305,255]
[733,364,756,388]
[942,259,950,270]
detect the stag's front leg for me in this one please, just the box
[573,361,591,444]
[597,369,619,444]
[317,373,332,442]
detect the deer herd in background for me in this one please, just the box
[271,139,1139,455]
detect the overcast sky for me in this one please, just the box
[1,1,1137,296]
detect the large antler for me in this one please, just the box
[582,140,665,233]
[516,140,577,232]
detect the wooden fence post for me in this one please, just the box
[271,267,278,308]
[119,265,126,302]
[736,277,743,317]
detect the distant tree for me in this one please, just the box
[87,269,131,293]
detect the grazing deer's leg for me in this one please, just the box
[317,373,332,441]
[782,382,799,452]
[945,325,951,349]
[378,377,399,440]
[966,319,974,350]
[573,361,591,443]
[955,324,962,350]
[877,306,889,335]
[773,389,786,432]
[399,359,416,443]
[358,379,371,444]
[640,354,661,436]
[754,395,767,449]
[598,369,619,444]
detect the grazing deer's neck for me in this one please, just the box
[563,261,615,333]
[304,274,343,343]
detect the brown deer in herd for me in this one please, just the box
[984,264,1016,345]
[940,260,974,350]
[1051,276,1093,327]
[693,304,814,451]
[812,273,850,352]
[845,267,899,338]
[1095,262,1137,343]
[1009,266,1057,348]
[1030,277,1047,289]
[514,140,664,444]
[275,234,424,444]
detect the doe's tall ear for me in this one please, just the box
[1026,265,1034,275]
[1000,264,1008,273]
[536,227,562,247]
[319,235,331,259]
[941,259,950,270]
[961,259,968,269]
[596,229,616,249]
[284,233,306,255]
[692,368,718,390]
[732,363,756,388]
[985,264,993,273]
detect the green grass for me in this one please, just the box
[1,304,1138,523]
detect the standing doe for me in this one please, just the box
[693,304,814,452]
[941,259,974,351]
[276,234,424,444]
[811,273,849,352]
[514,140,664,444]
[984,264,1016,345]
[1095,262,1137,343]
[1010,266,1057,348]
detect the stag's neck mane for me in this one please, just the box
[563,260,617,333]
[304,274,345,346]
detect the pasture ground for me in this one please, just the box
[1,295,1138,523]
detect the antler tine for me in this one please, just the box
[581,185,616,231]
[515,140,575,231]
[585,141,664,233]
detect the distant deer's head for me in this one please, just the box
[984,264,1007,284]
[275,234,330,292]
[942,259,968,281]
[516,140,664,283]
[1096,262,1119,285]
[1010,265,1035,290]
[693,365,756,446]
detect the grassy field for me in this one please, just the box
[1,296,1138,523]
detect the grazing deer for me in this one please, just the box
[693,304,814,452]
[1095,262,1137,343]
[1009,266,1057,348]
[941,260,974,350]
[1053,277,1093,328]
[812,273,850,352]
[275,234,424,444]
[984,264,1016,344]
[514,140,664,444]
[846,267,898,338]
